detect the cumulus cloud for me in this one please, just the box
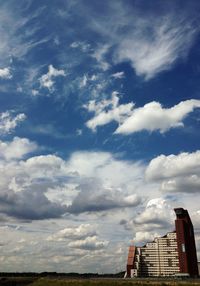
[68,236,108,251]
[47,224,96,241]
[0,187,67,220]
[160,176,200,193]
[0,220,118,272]
[0,148,144,220]
[65,150,144,188]
[146,151,200,181]
[64,151,144,214]
[23,154,65,175]
[115,99,200,135]
[126,197,178,247]
[0,137,37,160]
[133,231,160,246]
[39,65,66,91]
[85,96,200,134]
[85,92,134,131]
[0,152,70,220]
[67,178,141,214]
[47,224,108,252]
[0,111,26,135]
[0,67,12,79]
[1,148,195,221]
[134,198,174,229]
[146,150,200,193]
[0,146,199,270]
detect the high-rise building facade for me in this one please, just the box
[126,208,198,278]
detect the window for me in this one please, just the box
[181,243,185,253]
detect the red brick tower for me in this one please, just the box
[126,246,135,278]
[174,208,199,277]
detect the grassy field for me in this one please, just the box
[0,276,37,285]
[30,278,200,286]
[29,278,200,286]
[1,277,200,286]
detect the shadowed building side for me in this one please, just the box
[175,208,199,277]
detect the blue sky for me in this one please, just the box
[0,0,200,273]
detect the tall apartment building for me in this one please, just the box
[126,208,199,278]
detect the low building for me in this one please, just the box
[125,208,199,278]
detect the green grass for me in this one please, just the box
[29,278,200,286]
[1,277,200,286]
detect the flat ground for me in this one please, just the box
[1,277,200,286]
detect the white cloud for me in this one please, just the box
[76,129,82,136]
[85,92,134,131]
[79,74,98,89]
[128,197,177,246]
[68,236,108,250]
[67,3,200,80]
[79,74,88,88]
[47,224,96,241]
[0,146,199,271]
[88,2,199,79]
[146,151,200,181]
[54,36,60,46]
[146,150,200,193]
[23,154,65,177]
[1,144,198,268]
[133,231,160,246]
[0,154,68,220]
[90,74,97,81]
[39,65,66,91]
[192,210,200,230]
[70,41,90,52]
[0,137,37,160]
[67,180,141,214]
[0,148,145,220]
[115,99,200,135]
[85,97,200,135]
[65,150,144,188]
[92,44,110,71]
[0,3,49,64]
[134,198,174,229]
[22,149,197,225]
[0,67,12,79]
[160,175,200,193]
[64,151,144,213]
[17,86,23,93]
[111,71,124,79]
[115,15,198,80]
[31,89,39,96]
[195,233,200,261]
[0,111,26,135]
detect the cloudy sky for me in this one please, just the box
[0,0,200,273]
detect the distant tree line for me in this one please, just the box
[0,271,125,278]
